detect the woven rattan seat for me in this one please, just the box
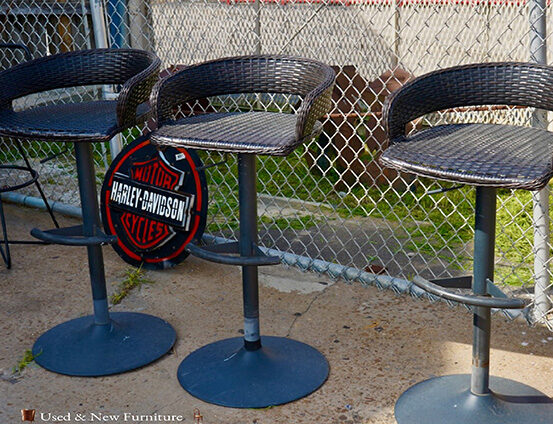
[0,48,160,144]
[0,100,150,143]
[381,62,553,191]
[150,55,335,157]
[381,123,553,190]
[152,111,322,156]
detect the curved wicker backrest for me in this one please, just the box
[152,55,335,139]
[0,48,159,108]
[384,62,553,141]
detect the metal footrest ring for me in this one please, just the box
[31,225,117,246]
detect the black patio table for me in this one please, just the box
[150,54,335,408]
[0,48,176,376]
[380,62,553,423]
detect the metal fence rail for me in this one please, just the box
[1,0,552,328]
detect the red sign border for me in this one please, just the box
[103,138,204,266]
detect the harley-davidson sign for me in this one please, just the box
[111,173,194,227]
[101,135,208,269]
[110,174,195,249]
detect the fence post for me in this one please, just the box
[254,0,261,55]
[529,0,551,324]
[107,0,128,49]
[90,0,109,47]
[392,0,400,68]
[128,0,151,50]
[89,0,123,161]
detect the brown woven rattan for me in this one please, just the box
[150,55,335,156]
[381,62,553,190]
[0,48,160,143]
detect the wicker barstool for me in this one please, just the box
[0,48,176,376]
[150,55,335,408]
[380,62,553,423]
[0,43,59,269]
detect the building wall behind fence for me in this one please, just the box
[1,0,552,327]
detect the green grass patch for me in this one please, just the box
[261,214,324,231]
[13,349,41,374]
[199,140,544,286]
[111,266,154,305]
[494,189,537,286]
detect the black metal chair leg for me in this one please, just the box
[15,141,59,228]
[149,55,335,406]
[0,144,53,268]
[176,154,329,408]
[395,187,553,424]
[31,142,176,377]
[0,197,11,269]
[0,47,169,376]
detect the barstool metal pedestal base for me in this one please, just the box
[395,374,553,424]
[33,312,176,376]
[177,336,329,408]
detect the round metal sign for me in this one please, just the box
[101,134,208,270]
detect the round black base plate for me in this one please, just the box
[177,336,329,408]
[395,374,553,423]
[33,312,176,376]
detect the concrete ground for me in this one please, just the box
[2,203,553,424]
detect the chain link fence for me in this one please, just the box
[2,0,553,328]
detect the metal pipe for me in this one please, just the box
[75,142,110,326]
[254,0,261,55]
[533,187,550,322]
[392,0,400,68]
[81,0,93,49]
[529,0,551,325]
[470,186,496,395]
[0,192,82,218]
[202,233,529,325]
[4,189,417,295]
[89,0,109,49]
[128,0,150,50]
[0,197,12,268]
[89,0,122,159]
[2,190,415,292]
[204,234,413,291]
[238,154,262,351]
[529,0,547,65]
